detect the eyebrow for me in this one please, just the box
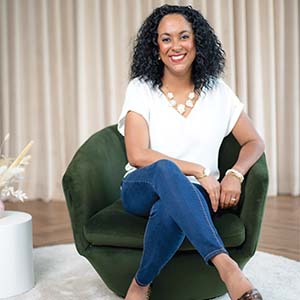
[159,30,192,37]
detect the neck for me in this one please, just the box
[161,69,193,92]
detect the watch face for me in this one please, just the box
[204,168,211,176]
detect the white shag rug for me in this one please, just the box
[6,244,300,300]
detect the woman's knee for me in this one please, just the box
[152,159,181,176]
[121,181,158,216]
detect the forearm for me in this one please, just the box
[231,140,265,176]
[128,148,205,178]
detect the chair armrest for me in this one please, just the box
[62,160,104,253]
[62,125,127,254]
[239,153,269,257]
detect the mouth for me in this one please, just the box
[169,53,187,63]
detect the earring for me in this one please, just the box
[158,56,161,60]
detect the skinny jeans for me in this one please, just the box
[120,159,228,286]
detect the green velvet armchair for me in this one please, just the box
[62,124,268,300]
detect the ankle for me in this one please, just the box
[133,277,150,289]
[125,278,151,300]
[211,253,240,282]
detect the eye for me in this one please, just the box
[161,36,171,43]
[181,34,190,40]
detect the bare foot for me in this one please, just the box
[125,278,151,300]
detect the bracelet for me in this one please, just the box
[225,168,244,183]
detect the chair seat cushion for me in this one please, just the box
[84,199,245,251]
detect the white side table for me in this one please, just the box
[0,210,34,298]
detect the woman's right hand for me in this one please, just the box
[197,176,220,213]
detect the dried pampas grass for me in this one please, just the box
[0,134,33,203]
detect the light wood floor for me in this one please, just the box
[4,195,300,261]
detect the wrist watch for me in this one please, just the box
[196,167,211,179]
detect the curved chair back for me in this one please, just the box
[62,125,127,253]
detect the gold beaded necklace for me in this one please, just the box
[165,90,196,115]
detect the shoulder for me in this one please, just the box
[202,79,243,114]
[200,79,227,99]
[127,77,154,93]
[124,77,158,108]
[125,78,158,105]
[207,79,239,101]
[208,78,232,95]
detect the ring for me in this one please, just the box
[230,198,237,202]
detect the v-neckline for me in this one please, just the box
[158,88,204,120]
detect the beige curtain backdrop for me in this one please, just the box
[0,0,299,200]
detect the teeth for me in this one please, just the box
[171,55,185,61]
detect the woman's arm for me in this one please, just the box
[125,111,206,177]
[125,111,221,212]
[220,111,265,209]
[230,112,265,175]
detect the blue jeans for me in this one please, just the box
[120,159,228,286]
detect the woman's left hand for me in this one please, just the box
[220,175,241,209]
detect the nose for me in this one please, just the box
[171,40,183,52]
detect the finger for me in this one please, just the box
[232,193,240,206]
[216,185,221,208]
[215,191,220,211]
[209,193,218,212]
[220,190,225,209]
[214,192,219,212]
[214,184,220,209]
[215,186,220,202]
[229,194,238,207]
[224,193,232,208]
[211,196,217,212]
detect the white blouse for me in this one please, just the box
[118,77,244,184]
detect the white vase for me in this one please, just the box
[0,199,5,218]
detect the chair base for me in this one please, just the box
[85,246,231,300]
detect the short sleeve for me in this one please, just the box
[117,78,150,136]
[220,80,244,136]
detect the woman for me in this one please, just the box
[118,4,265,300]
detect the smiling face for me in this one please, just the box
[157,13,196,78]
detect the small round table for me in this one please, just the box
[0,210,34,298]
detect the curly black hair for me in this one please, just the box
[130,4,225,91]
